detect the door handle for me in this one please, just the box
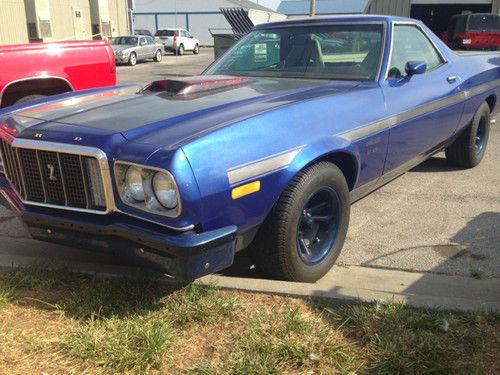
[447,76,457,83]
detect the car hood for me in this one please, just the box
[6,76,361,149]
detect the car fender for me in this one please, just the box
[285,136,359,191]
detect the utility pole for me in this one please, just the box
[309,0,316,17]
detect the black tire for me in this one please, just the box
[252,162,350,282]
[177,45,184,56]
[445,102,490,168]
[153,49,162,62]
[128,52,137,66]
[193,44,199,55]
[15,94,46,104]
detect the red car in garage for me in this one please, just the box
[441,13,500,50]
[0,40,116,108]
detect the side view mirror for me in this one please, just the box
[190,36,194,39]
[405,61,427,76]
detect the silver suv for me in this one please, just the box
[154,28,200,55]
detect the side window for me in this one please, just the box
[146,36,154,44]
[388,25,444,79]
[139,37,146,45]
[182,30,190,38]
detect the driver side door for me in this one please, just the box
[137,37,148,59]
[381,23,465,173]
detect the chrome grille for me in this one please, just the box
[0,138,24,196]
[0,139,108,212]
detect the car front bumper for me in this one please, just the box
[0,175,236,280]
[114,54,130,63]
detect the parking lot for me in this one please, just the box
[0,49,498,280]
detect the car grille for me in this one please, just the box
[0,138,108,212]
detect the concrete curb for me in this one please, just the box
[0,253,498,312]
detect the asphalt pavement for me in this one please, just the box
[0,48,498,294]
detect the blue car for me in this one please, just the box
[0,16,498,282]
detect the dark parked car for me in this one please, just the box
[441,13,500,50]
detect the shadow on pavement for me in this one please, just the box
[410,155,461,173]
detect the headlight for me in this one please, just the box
[125,166,145,202]
[153,172,178,209]
[115,162,181,217]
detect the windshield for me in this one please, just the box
[467,15,500,32]
[155,30,176,37]
[111,37,138,45]
[204,24,384,81]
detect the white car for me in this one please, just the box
[154,28,200,55]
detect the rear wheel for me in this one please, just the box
[153,49,162,62]
[445,102,490,168]
[15,94,46,105]
[128,52,137,66]
[252,162,350,282]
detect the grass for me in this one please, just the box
[320,301,500,375]
[0,266,499,374]
[61,314,173,373]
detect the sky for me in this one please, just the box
[252,0,282,11]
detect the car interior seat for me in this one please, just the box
[283,34,325,72]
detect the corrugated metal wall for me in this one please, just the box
[365,0,412,16]
[0,0,29,45]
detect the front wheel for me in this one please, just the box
[193,44,199,54]
[445,102,490,168]
[177,45,184,56]
[153,49,162,62]
[252,162,350,282]
[128,52,137,66]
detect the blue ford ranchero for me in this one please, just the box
[0,15,499,282]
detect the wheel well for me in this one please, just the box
[313,152,358,191]
[1,78,72,107]
[485,94,496,113]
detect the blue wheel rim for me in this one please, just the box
[296,187,341,265]
[475,117,486,155]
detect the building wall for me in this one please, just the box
[365,0,412,16]
[493,0,500,12]
[0,0,29,45]
[133,0,246,45]
[108,0,130,36]
[49,0,92,41]
[0,0,129,45]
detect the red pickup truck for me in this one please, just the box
[441,13,500,50]
[0,40,116,108]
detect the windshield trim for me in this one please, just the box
[202,21,387,82]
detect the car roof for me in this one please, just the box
[253,14,419,29]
